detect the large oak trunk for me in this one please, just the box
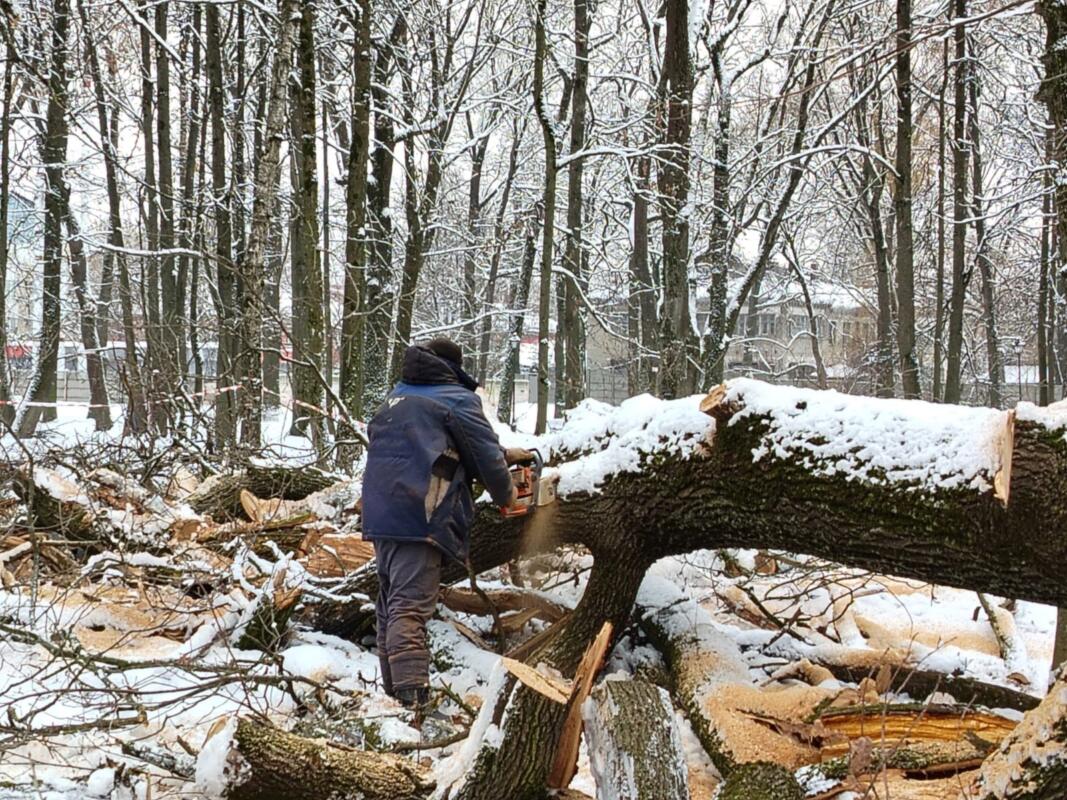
[309,380,1067,798]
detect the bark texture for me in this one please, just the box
[581,679,688,800]
[221,719,432,800]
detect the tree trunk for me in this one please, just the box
[212,719,432,800]
[315,379,1067,799]
[289,0,325,439]
[79,0,147,433]
[206,3,237,448]
[155,0,181,431]
[581,679,689,800]
[497,203,541,426]
[934,39,949,402]
[463,128,487,354]
[853,88,894,397]
[237,0,299,449]
[700,70,730,388]
[476,120,523,384]
[60,186,112,430]
[533,0,558,434]
[361,17,404,414]
[177,2,203,417]
[17,0,70,438]
[894,0,920,398]
[560,0,590,410]
[629,155,657,395]
[1039,152,1052,406]
[338,0,373,432]
[657,0,695,400]
[944,0,969,405]
[0,44,15,425]
[967,43,1002,409]
[1038,0,1067,403]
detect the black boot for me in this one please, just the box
[394,686,430,709]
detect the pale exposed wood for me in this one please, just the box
[547,621,613,789]
[439,586,568,622]
[501,656,571,704]
[993,410,1015,505]
[816,704,1015,758]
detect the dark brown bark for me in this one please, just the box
[852,80,894,397]
[237,0,298,448]
[80,0,147,433]
[699,58,730,388]
[0,44,15,425]
[819,662,1040,714]
[155,0,181,430]
[944,0,969,405]
[338,0,373,430]
[560,0,590,410]
[629,155,657,395]
[894,0,920,398]
[934,39,949,402]
[289,0,324,439]
[476,120,523,384]
[1038,0,1067,403]
[361,16,404,413]
[657,0,694,399]
[497,203,541,426]
[967,44,1002,408]
[533,0,557,434]
[18,0,69,438]
[206,4,237,447]
[59,185,112,431]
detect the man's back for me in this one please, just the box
[362,345,513,561]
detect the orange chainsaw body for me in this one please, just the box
[501,450,543,518]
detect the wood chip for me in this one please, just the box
[500,656,571,704]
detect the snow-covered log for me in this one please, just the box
[581,679,688,800]
[320,381,1067,799]
[198,719,432,800]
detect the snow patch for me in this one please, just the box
[725,378,1006,492]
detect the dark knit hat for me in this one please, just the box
[426,337,463,368]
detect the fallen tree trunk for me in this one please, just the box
[315,381,1067,798]
[189,463,339,520]
[581,679,688,800]
[205,719,432,800]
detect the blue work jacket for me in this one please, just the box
[361,346,513,561]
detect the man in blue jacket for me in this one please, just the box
[362,338,525,710]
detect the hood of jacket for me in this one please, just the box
[401,345,479,391]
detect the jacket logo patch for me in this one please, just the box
[387,397,404,408]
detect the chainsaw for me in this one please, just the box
[501,449,556,518]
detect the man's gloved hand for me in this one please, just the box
[504,447,535,465]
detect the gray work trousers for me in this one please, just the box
[373,539,442,694]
